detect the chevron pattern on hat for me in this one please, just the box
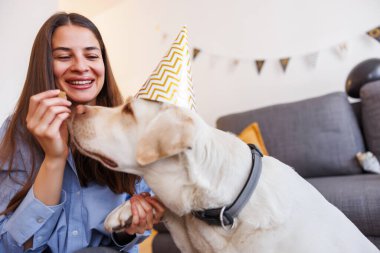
[135,26,196,111]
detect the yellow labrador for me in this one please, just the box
[69,98,378,253]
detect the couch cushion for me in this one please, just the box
[216,92,365,177]
[360,81,380,161]
[307,174,380,237]
[238,122,269,155]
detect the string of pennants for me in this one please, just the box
[156,26,380,74]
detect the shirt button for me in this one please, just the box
[72,230,79,236]
[76,191,81,196]
[36,236,43,241]
[36,217,44,223]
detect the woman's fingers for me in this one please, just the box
[28,97,71,128]
[133,197,148,230]
[33,106,71,137]
[26,90,72,159]
[27,90,61,120]
[27,97,71,136]
[130,197,140,224]
[140,192,151,198]
[45,112,71,138]
[146,197,165,224]
[124,199,140,235]
[124,193,164,235]
[27,90,71,135]
[135,195,153,229]
[131,198,147,234]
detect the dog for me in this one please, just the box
[69,97,379,253]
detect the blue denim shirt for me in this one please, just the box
[0,119,151,253]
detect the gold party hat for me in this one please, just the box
[135,26,196,111]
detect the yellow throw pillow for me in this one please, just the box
[238,122,269,156]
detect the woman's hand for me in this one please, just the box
[124,192,166,235]
[26,89,72,161]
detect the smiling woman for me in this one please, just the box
[0,12,165,253]
[52,25,105,105]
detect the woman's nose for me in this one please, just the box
[71,58,89,72]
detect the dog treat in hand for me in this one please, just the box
[58,91,67,100]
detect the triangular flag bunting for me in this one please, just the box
[335,42,349,59]
[304,52,319,68]
[279,58,290,72]
[367,27,380,43]
[255,60,265,74]
[193,48,201,60]
[228,59,240,72]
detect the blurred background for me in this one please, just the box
[1,0,380,125]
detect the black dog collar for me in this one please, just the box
[191,144,263,230]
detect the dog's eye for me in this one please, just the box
[122,103,134,116]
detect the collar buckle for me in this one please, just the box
[220,206,236,231]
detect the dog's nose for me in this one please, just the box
[76,105,87,115]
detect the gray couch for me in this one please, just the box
[152,82,380,252]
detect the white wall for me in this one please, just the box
[2,0,380,126]
[72,0,380,125]
[0,0,58,124]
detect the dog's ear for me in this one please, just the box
[136,106,195,166]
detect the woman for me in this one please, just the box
[0,12,164,253]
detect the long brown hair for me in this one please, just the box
[0,12,139,215]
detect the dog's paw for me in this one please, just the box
[104,201,133,233]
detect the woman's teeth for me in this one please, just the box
[69,80,92,85]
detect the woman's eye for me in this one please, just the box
[56,55,71,60]
[87,55,100,60]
